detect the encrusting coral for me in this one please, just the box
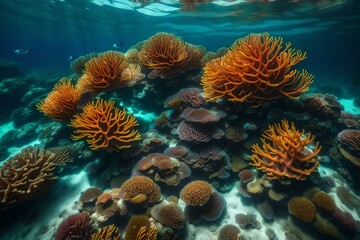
[69,99,141,152]
[250,119,321,180]
[201,32,313,107]
[37,77,82,121]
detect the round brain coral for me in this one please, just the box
[151,202,186,229]
[288,196,317,222]
[118,176,161,204]
[313,191,336,212]
[37,77,82,121]
[201,33,313,107]
[69,99,141,152]
[218,224,240,240]
[180,180,213,206]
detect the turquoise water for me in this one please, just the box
[0,0,360,239]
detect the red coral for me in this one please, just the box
[55,212,92,240]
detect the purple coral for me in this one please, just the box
[175,120,212,142]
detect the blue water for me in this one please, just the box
[1,0,360,239]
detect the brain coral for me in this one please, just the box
[312,191,336,212]
[151,202,186,229]
[218,224,240,240]
[288,196,317,222]
[69,99,141,152]
[180,180,213,206]
[37,77,82,121]
[201,32,313,107]
[118,176,161,204]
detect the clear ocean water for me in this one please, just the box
[0,0,360,240]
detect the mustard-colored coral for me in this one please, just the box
[69,99,141,152]
[37,78,82,121]
[77,50,142,92]
[288,196,317,222]
[125,215,158,240]
[180,180,213,206]
[250,119,321,180]
[201,33,313,107]
[118,176,161,204]
[313,191,336,212]
[90,224,121,240]
[0,146,71,210]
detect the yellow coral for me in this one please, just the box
[90,224,121,240]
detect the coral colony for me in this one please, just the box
[1,32,360,240]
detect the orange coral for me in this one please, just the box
[250,120,321,180]
[201,33,313,107]
[77,50,143,92]
[139,32,188,78]
[69,99,141,152]
[90,224,121,240]
[180,180,213,206]
[37,78,82,121]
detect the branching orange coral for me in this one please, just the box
[249,120,321,180]
[0,146,71,210]
[69,99,141,152]
[90,224,121,240]
[77,50,143,92]
[37,78,82,121]
[139,32,188,78]
[201,33,313,107]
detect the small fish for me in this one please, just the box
[68,56,74,61]
[112,42,124,48]
[14,49,31,54]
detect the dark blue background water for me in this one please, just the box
[0,0,359,87]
